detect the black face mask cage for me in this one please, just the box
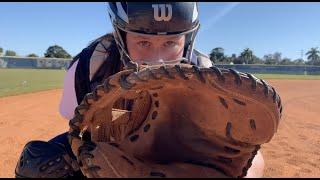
[111,21,200,71]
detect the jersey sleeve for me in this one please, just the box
[59,59,79,120]
[191,48,213,68]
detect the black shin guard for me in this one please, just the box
[15,140,82,178]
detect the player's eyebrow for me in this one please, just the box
[165,36,183,41]
[131,34,151,40]
[131,34,183,41]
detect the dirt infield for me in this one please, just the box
[0,80,319,177]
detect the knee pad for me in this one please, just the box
[15,140,80,178]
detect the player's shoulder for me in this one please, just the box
[192,49,212,68]
[64,33,121,105]
[67,33,118,71]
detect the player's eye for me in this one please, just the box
[137,41,151,48]
[163,41,178,48]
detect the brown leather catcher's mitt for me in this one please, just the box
[68,64,283,178]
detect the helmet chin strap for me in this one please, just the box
[185,24,200,64]
[112,24,139,72]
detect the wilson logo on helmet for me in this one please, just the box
[152,4,172,22]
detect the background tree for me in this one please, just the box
[27,53,39,57]
[0,47,3,56]
[220,55,233,64]
[279,57,294,65]
[292,58,305,65]
[273,52,282,65]
[239,48,253,64]
[233,55,245,64]
[44,45,72,59]
[209,47,225,63]
[205,46,320,66]
[5,50,17,57]
[305,47,320,66]
[252,55,264,64]
[223,54,236,65]
[263,52,281,65]
[263,54,275,65]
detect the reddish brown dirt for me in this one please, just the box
[0,80,319,177]
[262,80,320,178]
[0,89,68,178]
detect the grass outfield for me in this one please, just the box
[0,68,320,97]
[0,68,66,97]
[254,74,320,80]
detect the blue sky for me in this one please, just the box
[0,2,320,60]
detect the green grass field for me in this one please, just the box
[254,74,320,80]
[0,68,320,98]
[0,68,66,97]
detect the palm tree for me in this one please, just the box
[240,48,253,64]
[306,47,320,63]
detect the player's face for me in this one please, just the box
[126,32,185,65]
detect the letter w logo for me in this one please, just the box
[152,4,172,22]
